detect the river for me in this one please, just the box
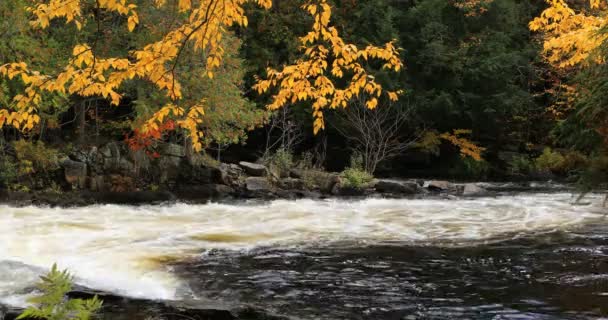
[1,192,607,319]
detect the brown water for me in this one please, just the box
[1,192,607,319]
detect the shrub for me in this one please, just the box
[18,264,102,320]
[449,157,490,180]
[535,147,566,173]
[508,155,534,176]
[191,152,220,168]
[341,167,374,189]
[13,140,60,174]
[301,169,336,191]
[265,148,294,178]
[0,156,17,186]
[340,154,374,189]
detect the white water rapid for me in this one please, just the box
[0,193,605,307]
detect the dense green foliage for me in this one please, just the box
[0,0,603,185]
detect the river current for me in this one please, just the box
[1,192,607,319]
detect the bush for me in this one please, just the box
[340,154,374,189]
[13,140,60,174]
[301,169,336,191]
[18,264,102,320]
[449,157,490,180]
[0,156,17,186]
[265,148,294,178]
[535,147,566,173]
[508,155,534,176]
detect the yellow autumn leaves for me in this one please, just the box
[530,0,607,68]
[254,0,403,134]
[0,0,403,152]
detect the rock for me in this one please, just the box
[100,142,121,159]
[289,168,304,179]
[375,180,419,195]
[180,162,223,184]
[425,180,452,191]
[245,177,272,192]
[239,161,267,177]
[61,159,87,188]
[158,156,182,183]
[331,184,367,196]
[280,178,305,190]
[219,163,244,187]
[176,184,234,200]
[160,143,186,157]
[298,170,339,193]
[108,174,135,192]
[93,191,175,205]
[462,183,488,196]
[89,175,105,192]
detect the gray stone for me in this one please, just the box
[375,180,419,194]
[245,177,272,192]
[158,156,182,183]
[280,178,305,190]
[462,183,488,196]
[331,183,366,196]
[100,142,121,158]
[289,168,304,179]
[61,159,87,188]
[219,163,244,186]
[177,184,234,200]
[160,143,186,157]
[426,180,452,191]
[239,161,267,177]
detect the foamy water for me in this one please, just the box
[0,193,604,306]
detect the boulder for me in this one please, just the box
[331,184,367,196]
[61,159,87,188]
[100,142,121,159]
[160,143,186,157]
[280,178,305,190]
[461,183,488,196]
[89,175,106,192]
[375,180,419,195]
[245,177,272,192]
[176,184,234,200]
[425,180,452,191]
[219,163,244,186]
[289,168,304,179]
[108,174,135,192]
[158,156,182,183]
[180,162,223,184]
[239,161,267,177]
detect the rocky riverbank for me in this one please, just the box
[0,141,576,207]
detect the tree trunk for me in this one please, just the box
[76,101,86,145]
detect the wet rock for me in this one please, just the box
[176,184,234,200]
[425,180,452,191]
[375,180,419,195]
[180,162,223,185]
[331,184,367,196]
[61,159,87,188]
[462,183,488,196]
[245,177,272,192]
[239,161,267,177]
